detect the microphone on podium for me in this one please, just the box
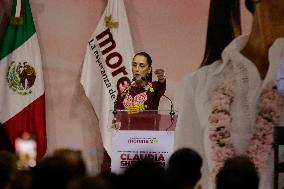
[141,77,175,123]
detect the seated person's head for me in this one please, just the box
[119,158,171,189]
[0,151,17,189]
[32,156,75,189]
[216,155,259,189]
[68,172,118,189]
[53,148,87,177]
[167,148,202,189]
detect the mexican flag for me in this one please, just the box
[0,0,46,158]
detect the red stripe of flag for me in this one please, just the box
[3,95,46,158]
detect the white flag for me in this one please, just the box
[80,0,134,156]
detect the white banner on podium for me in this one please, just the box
[111,130,174,173]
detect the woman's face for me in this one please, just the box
[132,55,151,81]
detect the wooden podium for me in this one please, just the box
[110,110,178,173]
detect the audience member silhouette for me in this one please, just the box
[0,151,16,189]
[118,158,172,189]
[216,155,259,189]
[31,156,75,189]
[68,172,118,189]
[0,126,14,152]
[53,148,87,177]
[167,148,202,189]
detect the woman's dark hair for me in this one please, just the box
[245,0,255,13]
[200,0,241,67]
[134,52,152,81]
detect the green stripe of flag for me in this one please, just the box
[0,0,36,60]
[11,0,17,17]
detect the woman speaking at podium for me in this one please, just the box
[114,51,166,111]
[101,51,166,172]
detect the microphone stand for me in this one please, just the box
[161,94,175,124]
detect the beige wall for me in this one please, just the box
[0,0,252,173]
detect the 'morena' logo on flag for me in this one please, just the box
[6,61,36,95]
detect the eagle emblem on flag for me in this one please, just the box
[6,61,36,95]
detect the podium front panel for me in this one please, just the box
[111,130,174,174]
[110,110,178,173]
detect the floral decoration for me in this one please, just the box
[134,93,148,104]
[126,104,145,113]
[122,82,154,110]
[143,82,154,93]
[123,93,133,107]
[209,80,284,179]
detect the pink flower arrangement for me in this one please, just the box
[121,82,153,110]
[123,92,147,110]
[134,93,147,104]
[209,81,284,179]
[246,86,284,170]
[123,93,133,107]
